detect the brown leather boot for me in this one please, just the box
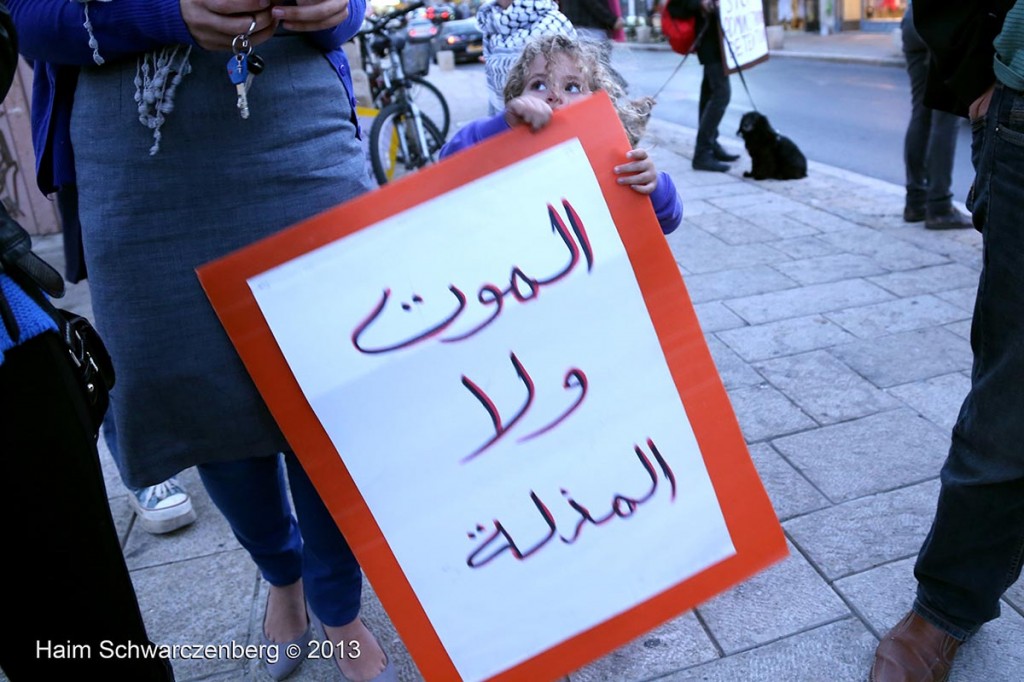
[870,611,962,682]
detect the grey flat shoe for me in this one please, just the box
[260,615,313,680]
[319,621,397,682]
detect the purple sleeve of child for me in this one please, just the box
[651,171,683,234]
[439,112,512,159]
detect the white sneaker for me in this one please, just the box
[127,477,197,534]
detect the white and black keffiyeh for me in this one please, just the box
[476,0,576,114]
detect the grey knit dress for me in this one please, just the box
[71,37,373,487]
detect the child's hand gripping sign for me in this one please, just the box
[198,93,786,682]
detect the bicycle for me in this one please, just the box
[356,1,451,138]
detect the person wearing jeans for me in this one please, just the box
[871,1,1024,681]
[900,2,972,230]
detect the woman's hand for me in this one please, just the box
[272,0,352,32]
[615,148,659,194]
[181,0,276,51]
[504,97,553,131]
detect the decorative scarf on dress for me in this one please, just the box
[76,0,193,155]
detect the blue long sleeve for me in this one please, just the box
[7,0,194,65]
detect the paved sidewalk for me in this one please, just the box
[15,34,1023,682]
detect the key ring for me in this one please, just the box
[231,16,258,55]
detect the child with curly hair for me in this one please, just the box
[440,34,682,234]
[476,0,576,116]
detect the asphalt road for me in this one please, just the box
[603,50,976,204]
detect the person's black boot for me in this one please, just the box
[713,142,740,162]
[692,150,730,172]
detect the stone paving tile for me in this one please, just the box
[772,409,948,504]
[754,351,901,425]
[945,319,972,340]
[886,373,970,434]
[935,285,980,313]
[783,479,941,580]
[834,557,917,637]
[867,263,980,297]
[659,618,878,682]
[124,467,241,570]
[132,550,256,681]
[727,383,817,443]
[767,235,845,260]
[890,227,984,268]
[709,192,809,215]
[724,279,895,325]
[569,611,718,682]
[683,265,797,305]
[786,207,869,234]
[773,253,888,286]
[825,294,969,339]
[829,327,972,388]
[682,174,758,194]
[694,301,747,333]
[695,540,846,654]
[704,336,765,390]
[676,198,720,217]
[670,227,786,275]
[819,227,952,271]
[948,614,1024,682]
[743,213,822,239]
[1006,579,1024,614]
[747,443,829,522]
[686,212,779,245]
[716,315,858,362]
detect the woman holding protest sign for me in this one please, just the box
[8,0,398,679]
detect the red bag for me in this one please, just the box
[660,5,697,55]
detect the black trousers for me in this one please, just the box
[696,61,732,155]
[0,332,173,680]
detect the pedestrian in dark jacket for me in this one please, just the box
[871,1,1024,680]
[667,0,738,172]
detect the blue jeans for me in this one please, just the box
[913,84,1024,640]
[197,453,362,627]
[902,8,961,214]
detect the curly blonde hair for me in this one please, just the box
[502,34,654,147]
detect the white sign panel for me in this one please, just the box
[247,139,736,681]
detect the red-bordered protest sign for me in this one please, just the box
[198,93,785,682]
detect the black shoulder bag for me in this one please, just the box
[0,207,115,435]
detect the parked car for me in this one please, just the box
[432,18,483,64]
[406,17,439,42]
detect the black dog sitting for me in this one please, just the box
[737,111,808,180]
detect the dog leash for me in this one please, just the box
[720,26,759,112]
[651,19,711,101]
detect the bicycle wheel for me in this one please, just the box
[369,103,445,186]
[378,76,450,139]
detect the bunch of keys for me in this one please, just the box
[227,18,266,119]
